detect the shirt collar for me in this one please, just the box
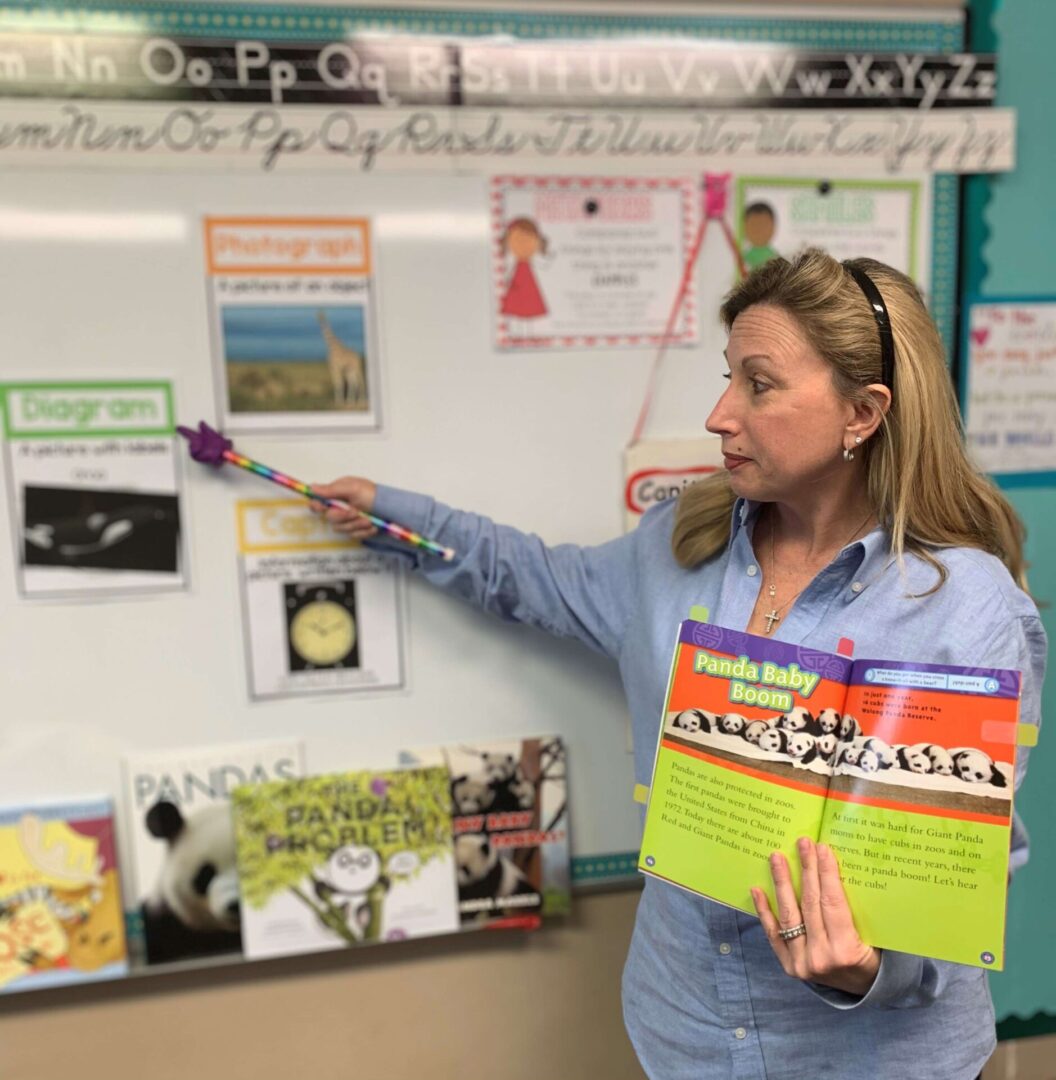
[731,497,893,593]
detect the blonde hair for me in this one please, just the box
[672,248,1028,594]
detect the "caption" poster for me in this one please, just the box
[0,380,187,599]
[236,499,404,700]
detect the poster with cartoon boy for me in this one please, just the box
[742,201,780,271]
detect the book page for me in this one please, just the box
[639,622,851,914]
[820,659,1020,968]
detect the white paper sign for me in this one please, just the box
[964,300,1056,476]
[623,436,724,532]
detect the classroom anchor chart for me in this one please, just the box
[0,380,187,599]
[491,176,696,351]
[236,499,404,701]
[205,217,382,434]
[964,299,1056,479]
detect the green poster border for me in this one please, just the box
[0,379,176,438]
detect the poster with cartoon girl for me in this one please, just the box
[491,176,697,352]
[500,217,549,337]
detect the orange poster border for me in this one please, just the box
[204,216,371,275]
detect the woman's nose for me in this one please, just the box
[705,387,738,437]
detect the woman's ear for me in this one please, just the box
[847,384,891,442]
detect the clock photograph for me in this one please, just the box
[284,579,361,673]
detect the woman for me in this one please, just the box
[312,249,1045,1079]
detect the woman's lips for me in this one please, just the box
[723,454,751,470]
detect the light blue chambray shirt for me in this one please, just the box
[368,485,1046,1080]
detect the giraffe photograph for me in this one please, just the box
[220,303,371,419]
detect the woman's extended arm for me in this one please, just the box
[311,477,646,661]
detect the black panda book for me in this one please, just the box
[121,738,305,966]
[639,620,1031,969]
[399,736,571,929]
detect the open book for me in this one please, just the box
[638,619,1026,969]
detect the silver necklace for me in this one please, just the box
[763,509,875,634]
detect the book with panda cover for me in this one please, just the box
[232,767,460,960]
[121,738,305,965]
[0,797,128,994]
[398,736,571,929]
[638,619,1028,970]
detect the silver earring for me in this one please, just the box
[855,435,863,445]
[843,447,855,462]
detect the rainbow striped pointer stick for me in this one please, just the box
[177,421,455,561]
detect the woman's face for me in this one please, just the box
[705,304,854,502]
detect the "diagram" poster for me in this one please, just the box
[0,380,187,599]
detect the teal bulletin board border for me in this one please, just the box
[0,2,963,49]
[958,295,1056,487]
[572,852,639,886]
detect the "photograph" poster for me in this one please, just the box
[205,217,381,433]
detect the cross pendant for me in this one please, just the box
[764,609,781,633]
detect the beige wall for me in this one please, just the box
[0,889,647,1080]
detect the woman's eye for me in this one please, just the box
[721,371,732,381]
[750,379,769,395]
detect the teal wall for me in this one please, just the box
[973,0,1056,1028]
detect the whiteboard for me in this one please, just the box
[0,2,961,902]
[0,162,937,873]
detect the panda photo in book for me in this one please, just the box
[455,833,537,908]
[451,774,494,815]
[141,800,242,964]
[469,750,537,813]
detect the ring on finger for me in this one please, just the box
[778,922,807,942]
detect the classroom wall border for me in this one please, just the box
[0,2,963,49]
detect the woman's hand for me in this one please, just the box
[309,477,379,541]
[751,838,880,997]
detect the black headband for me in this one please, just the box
[843,263,895,394]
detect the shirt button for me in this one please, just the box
[851,581,864,593]
[747,565,758,576]
[719,943,732,955]
[734,1027,748,1040]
